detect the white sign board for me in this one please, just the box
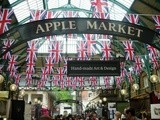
[151,104,160,119]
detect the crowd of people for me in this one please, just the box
[40,107,150,120]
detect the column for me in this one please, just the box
[28,92,32,103]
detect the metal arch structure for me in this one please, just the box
[0,18,160,54]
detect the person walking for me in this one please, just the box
[125,108,141,120]
[114,111,122,120]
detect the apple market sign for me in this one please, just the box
[0,18,160,55]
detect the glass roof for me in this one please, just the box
[8,0,134,54]
[9,0,134,22]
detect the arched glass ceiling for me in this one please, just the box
[8,0,135,54]
[9,0,134,23]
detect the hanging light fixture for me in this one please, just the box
[38,100,41,104]
[34,98,38,103]
[19,89,25,96]
[99,99,102,103]
[120,89,127,95]
[10,84,17,91]
[0,74,4,84]
[103,97,107,102]
[132,83,139,91]
[150,75,159,83]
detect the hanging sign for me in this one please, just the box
[0,18,160,57]
[0,18,158,44]
[67,60,120,76]
[21,18,155,43]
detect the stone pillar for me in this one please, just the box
[71,91,76,114]
[28,92,32,103]
[42,92,48,108]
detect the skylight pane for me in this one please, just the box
[48,0,59,9]
[8,0,17,4]
[63,39,77,54]
[38,40,49,53]
[116,0,134,8]
[27,0,44,10]
[13,1,30,22]
[110,4,126,21]
[57,0,68,7]
[71,0,80,8]
[48,0,68,9]
[80,0,91,10]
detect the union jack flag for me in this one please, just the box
[77,41,88,60]
[7,55,17,72]
[90,77,97,88]
[0,9,13,34]
[72,78,77,90]
[73,77,79,84]
[25,70,33,81]
[120,62,125,69]
[41,68,48,81]
[45,11,61,19]
[125,14,139,24]
[152,15,160,33]
[147,45,158,57]
[9,69,17,78]
[15,74,21,85]
[120,69,126,80]
[26,61,35,73]
[0,65,4,73]
[63,57,72,74]
[127,72,133,83]
[30,10,46,21]
[91,0,109,13]
[37,81,42,89]
[2,39,14,59]
[26,61,35,79]
[83,34,96,57]
[45,56,54,75]
[123,41,134,60]
[78,77,84,88]
[26,41,38,62]
[98,34,108,40]
[93,12,109,19]
[115,76,121,88]
[26,79,32,87]
[48,41,63,63]
[63,11,79,18]
[151,57,159,69]
[55,67,65,81]
[134,56,142,74]
[40,79,46,87]
[60,80,65,89]
[101,41,112,60]
[66,77,72,87]
[53,76,59,86]
[104,76,110,88]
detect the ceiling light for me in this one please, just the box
[10,84,17,91]
[132,83,139,91]
[120,89,127,95]
[150,75,158,83]
[0,75,4,84]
